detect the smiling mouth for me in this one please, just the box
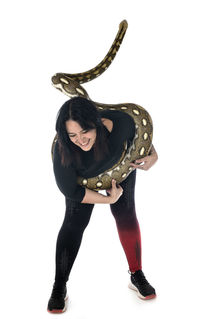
[79,139,90,147]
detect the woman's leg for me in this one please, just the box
[54,198,94,287]
[107,169,142,273]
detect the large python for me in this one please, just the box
[51,20,153,191]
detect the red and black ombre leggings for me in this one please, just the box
[54,169,141,287]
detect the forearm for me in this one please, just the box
[81,188,111,204]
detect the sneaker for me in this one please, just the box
[128,270,156,300]
[47,283,68,313]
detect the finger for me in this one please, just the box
[130,163,143,168]
[112,179,116,186]
[130,161,145,166]
[133,164,146,169]
[135,157,148,163]
[138,164,149,170]
[129,163,136,167]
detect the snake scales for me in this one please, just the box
[51,20,153,191]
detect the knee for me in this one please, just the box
[110,205,138,227]
[64,212,91,231]
[63,206,92,231]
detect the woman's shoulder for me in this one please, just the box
[100,109,124,133]
[100,109,135,144]
[100,109,134,133]
[100,109,132,121]
[101,118,113,133]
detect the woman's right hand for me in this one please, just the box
[106,179,123,204]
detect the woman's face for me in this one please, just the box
[65,120,97,151]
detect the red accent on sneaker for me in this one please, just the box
[47,308,64,313]
[142,294,156,300]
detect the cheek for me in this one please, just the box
[69,137,77,143]
[83,132,96,140]
[89,133,95,139]
[90,130,97,139]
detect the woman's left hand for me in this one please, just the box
[129,145,158,171]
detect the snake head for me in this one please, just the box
[51,73,89,99]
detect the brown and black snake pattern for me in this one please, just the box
[51,20,153,191]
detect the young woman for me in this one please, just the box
[47,97,158,313]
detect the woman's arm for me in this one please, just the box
[129,144,158,171]
[53,141,87,202]
[81,188,111,204]
[81,179,123,204]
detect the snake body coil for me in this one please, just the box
[51,20,153,191]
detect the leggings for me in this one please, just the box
[54,169,142,287]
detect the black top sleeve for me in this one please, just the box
[53,142,86,202]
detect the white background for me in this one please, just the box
[0,0,199,318]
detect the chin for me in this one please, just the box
[81,144,93,151]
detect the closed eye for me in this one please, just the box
[69,130,88,137]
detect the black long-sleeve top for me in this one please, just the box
[53,109,135,202]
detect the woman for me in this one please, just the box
[47,97,158,313]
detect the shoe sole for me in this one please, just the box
[47,295,68,314]
[128,282,156,300]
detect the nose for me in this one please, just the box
[76,135,87,144]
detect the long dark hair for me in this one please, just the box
[55,97,110,168]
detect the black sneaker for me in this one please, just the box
[47,283,68,313]
[128,270,156,300]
